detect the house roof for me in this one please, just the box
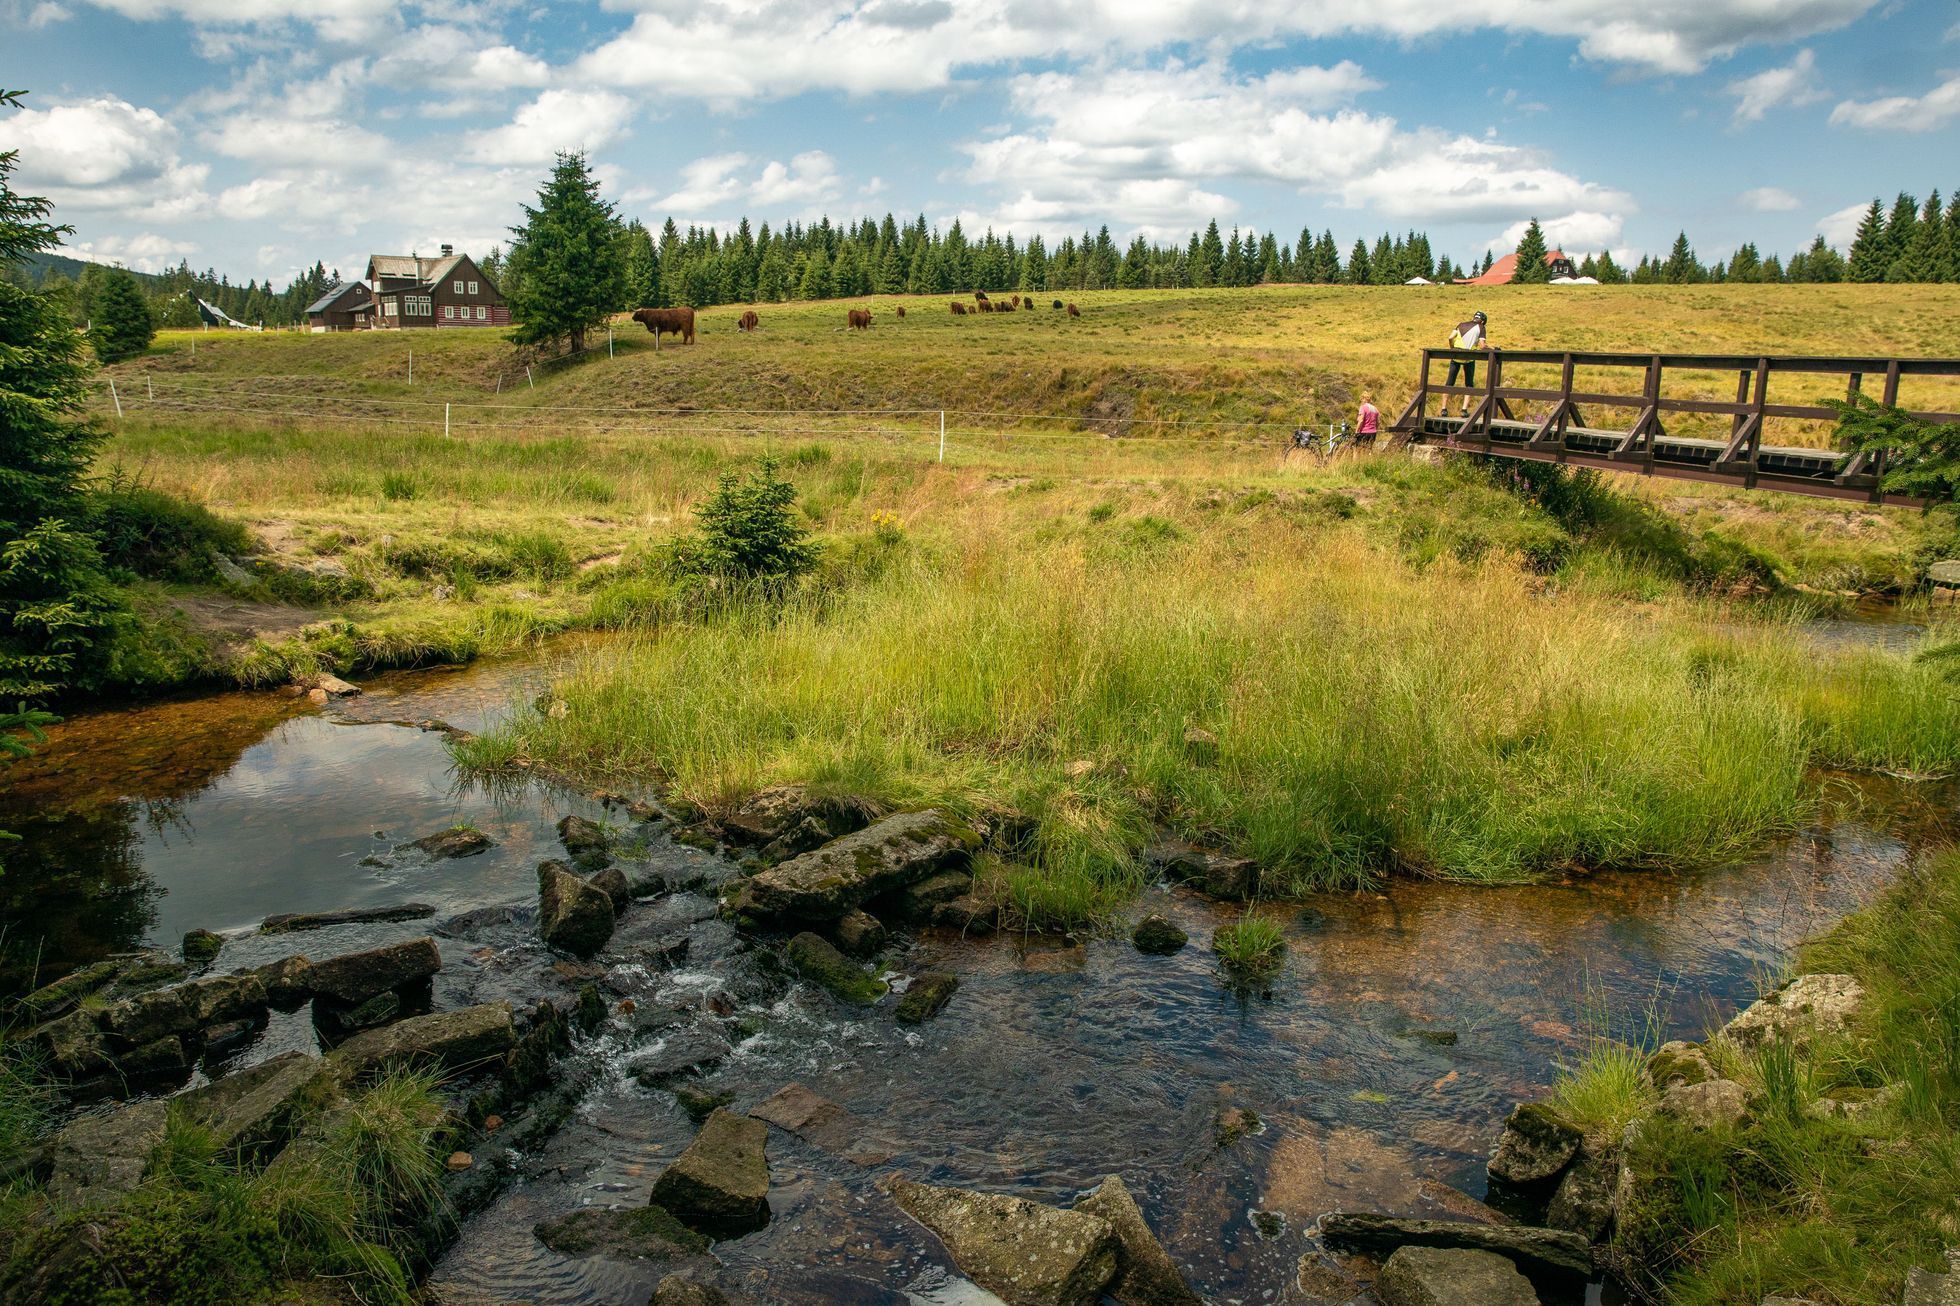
[1459,248,1573,286]
[304,281,369,315]
[366,253,466,286]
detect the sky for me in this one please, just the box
[1,0,1955,288]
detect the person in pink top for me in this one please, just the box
[1356,394,1380,444]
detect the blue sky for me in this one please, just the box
[1,0,1954,286]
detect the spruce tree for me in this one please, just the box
[0,89,121,700]
[1511,220,1551,283]
[1347,239,1371,285]
[1661,232,1700,283]
[507,152,625,354]
[1893,191,1944,283]
[1198,221,1224,287]
[1846,200,1888,281]
[87,268,153,363]
[1882,192,1919,269]
[623,224,659,308]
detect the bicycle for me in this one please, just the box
[1288,421,1361,463]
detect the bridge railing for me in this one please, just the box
[1388,350,1960,504]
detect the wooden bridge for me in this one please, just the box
[1387,350,1960,505]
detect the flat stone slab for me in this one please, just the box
[261,903,436,934]
[1074,1175,1202,1306]
[179,1050,324,1157]
[1317,1213,1592,1286]
[891,1177,1120,1306]
[1720,973,1863,1052]
[749,1082,891,1165]
[1377,1246,1539,1306]
[307,936,442,1005]
[325,1002,515,1086]
[734,809,981,922]
[533,1204,708,1260]
[46,1099,170,1206]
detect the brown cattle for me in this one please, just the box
[997,299,1015,312]
[978,299,995,313]
[631,306,695,349]
[973,290,989,303]
[1052,299,1064,309]
[895,305,906,318]
[951,302,967,315]
[847,308,873,330]
[1009,294,1023,308]
[1066,302,1080,318]
[738,310,759,332]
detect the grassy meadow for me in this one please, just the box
[74,283,1960,921]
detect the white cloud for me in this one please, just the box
[1738,186,1801,211]
[1498,211,1624,254]
[25,2,70,26]
[67,232,197,272]
[463,89,633,165]
[1726,48,1823,123]
[1818,201,1869,247]
[369,27,552,90]
[78,0,402,42]
[207,115,391,168]
[637,151,847,222]
[957,62,1630,242]
[569,0,1879,98]
[0,96,210,219]
[1830,73,1960,131]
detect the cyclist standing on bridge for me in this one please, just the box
[1445,310,1490,417]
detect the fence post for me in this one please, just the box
[146,375,153,402]
[108,379,122,419]
[938,411,946,462]
[526,367,534,390]
[444,402,451,440]
[408,349,413,384]
[609,326,614,359]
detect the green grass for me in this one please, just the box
[1554,846,1960,1305]
[0,1069,451,1306]
[453,492,1960,927]
[1213,915,1287,975]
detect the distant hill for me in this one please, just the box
[18,250,168,289]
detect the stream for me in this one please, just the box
[1,625,1953,1304]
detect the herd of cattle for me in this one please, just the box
[629,292,1081,346]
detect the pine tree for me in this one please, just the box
[0,90,121,700]
[1893,191,1944,283]
[624,224,659,308]
[1198,220,1224,287]
[756,247,789,302]
[1661,232,1700,283]
[1846,200,1888,282]
[88,268,153,363]
[1726,242,1763,283]
[1511,220,1551,283]
[1882,192,1919,271]
[506,152,625,354]
[1347,239,1371,285]
[1945,192,1960,284]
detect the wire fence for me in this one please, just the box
[88,373,1357,464]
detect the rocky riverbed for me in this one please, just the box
[3,644,1952,1303]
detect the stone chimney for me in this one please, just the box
[440,243,454,256]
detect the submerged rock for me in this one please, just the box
[1131,915,1188,955]
[1487,1102,1582,1185]
[533,1204,708,1260]
[629,1029,733,1087]
[649,1108,771,1236]
[46,1098,170,1206]
[1073,1175,1202,1306]
[260,903,436,934]
[673,1083,735,1121]
[1214,1105,1263,1149]
[890,1177,1119,1306]
[786,932,888,1005]
[307,936,441,1005]
[1719,973,1863,1052]
[652,1277,736,1306]
[182,929,224,966]
[538,860,616,958]
[1375,1246,1539,1306]
[1316,1214,1591,1286]
[411,825,494,859]
[895,972,959,1024]
[733,809,981,922]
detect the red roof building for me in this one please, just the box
[1459,249,1576,285]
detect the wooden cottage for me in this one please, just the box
[1458,248,1577,286]
[304,281,372,331]
[361,245,507,329]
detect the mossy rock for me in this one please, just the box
[534,1204,709,1259]
[786,933,887,1006]
[895,972,958,1024]
[1132,914,1188,955]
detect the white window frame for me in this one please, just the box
[453,279,464,294]
[467,280,478,295]
[475,306,487,320]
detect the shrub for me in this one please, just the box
[686,457,818,587]
[86,267,154,364]
[92,476,253,583]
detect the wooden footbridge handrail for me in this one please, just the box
[1387,350,1960,505]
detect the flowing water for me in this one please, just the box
[1,622,1952,1305]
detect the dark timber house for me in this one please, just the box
[360,244,507,329]
[303,281,373,331]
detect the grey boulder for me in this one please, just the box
[891,1177,1120,1306]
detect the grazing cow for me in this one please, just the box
[847,308,873,330]
[895,305,906,318]
[631,306,696,349]
[1066,302,1081,318]
[1052,299,1064,310]
[973,290,989,303]
[738,310,760,332]
[1010,294,1023,308]
[998,299,1015,312]
[978,299,995,313]
[951,302,967,315]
